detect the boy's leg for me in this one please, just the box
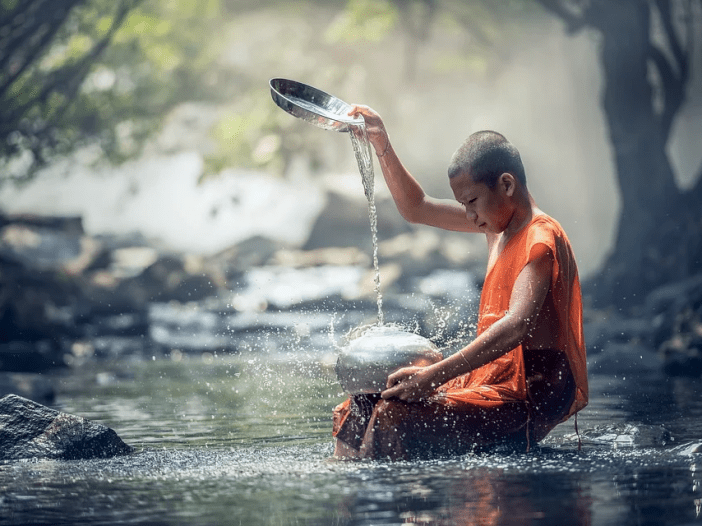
[332,394,382,458]
[524,349,576,442]
[357,397,529,461]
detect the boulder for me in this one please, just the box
[645,273,702,377]
[582,311,654,354]
[303,192,410,251]
[645,273,702,347]
[0,394,133,461]
[586,342,662,375]
[115,254,220,305]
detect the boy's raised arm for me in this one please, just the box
[348,105,477,233]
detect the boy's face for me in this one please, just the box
[450,172,514,234]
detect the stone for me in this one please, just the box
[0,394,133,461]
[303,192,410,251]
[586,342,662,375]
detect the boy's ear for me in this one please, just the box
[500,172,516,197]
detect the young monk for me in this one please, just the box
[332,105,588,460]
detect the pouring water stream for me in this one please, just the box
[348,122,384,326]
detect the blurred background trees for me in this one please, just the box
[538,0,702,308]
[0,0,700,311]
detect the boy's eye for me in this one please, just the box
[468,198,477,204]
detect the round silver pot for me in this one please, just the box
[336,325,443,394]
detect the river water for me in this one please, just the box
[1,338,701,525]
[2,96,701,526]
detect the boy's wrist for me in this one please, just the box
[374,131,390,157]
[427,361,450,387]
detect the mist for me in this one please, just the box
[1,6,699,279]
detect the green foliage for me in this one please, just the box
[0,0,542,182]
[206,91,283,175]
[0,0,234,180]
[324,0,398,43]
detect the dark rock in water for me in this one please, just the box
[0,213,84,235]
[0,373,55,405]
[0,394,133,461]
[587,342,662,375]
[659,334,702,377]
[646,273,702,377]
[0,216,103,276]
[116,255,219,305]
[582,310,654,355]
[646,273,702,347]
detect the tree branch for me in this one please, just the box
[533,0,588,33]
[0,0,41,35]
[44,0,140,126]
[0,0,81,100]
[0,0,141,152]
[648,44,685,140]
[654,0,688,78]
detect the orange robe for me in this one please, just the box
[332,214,588,459]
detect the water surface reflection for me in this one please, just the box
[1,353,701,525]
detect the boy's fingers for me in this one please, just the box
[386,367,413,388]
[381,383,410,400]
[347,104,366,117]
[347,104,377,120]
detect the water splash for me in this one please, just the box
[348,122,383,325]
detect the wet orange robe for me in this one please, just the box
[333,214,588,459]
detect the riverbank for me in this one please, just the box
[2,209,700,405]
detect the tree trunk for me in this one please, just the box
[585,2,701,309]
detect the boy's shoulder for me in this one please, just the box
[528,213,569,238]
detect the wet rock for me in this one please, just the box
[0,213,84,234]
[645,273,702,377]
[0,258,83,344]
[0,373,55,405]
[659,334,702,377]
[582,311,654,354]
[587,342,662,375]
[0,217,101,276]
[646,273,702,347]
[0,394,133,461]
[575,423,671,448]
[211,235,282,276]
[303,192,410,251]
[116,254,220,305]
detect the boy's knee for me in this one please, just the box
[374,399,408,425]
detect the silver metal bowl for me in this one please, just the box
[269,78,363,132]
[336,325,443,394]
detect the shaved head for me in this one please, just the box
[448,131,526,188]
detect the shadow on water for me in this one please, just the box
[2,351,702,525]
